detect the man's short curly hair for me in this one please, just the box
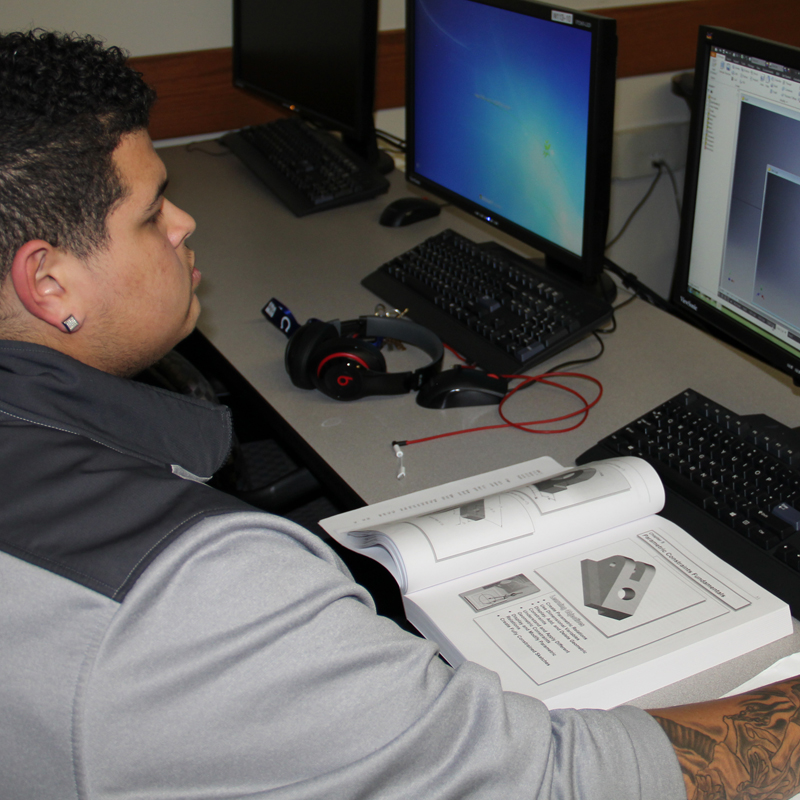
[0,30,156,282]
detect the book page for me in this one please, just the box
[406,516,790,708]
[321,456,665,593]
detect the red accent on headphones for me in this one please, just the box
[316,352,372,377]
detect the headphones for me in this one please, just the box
[285,316,444,401]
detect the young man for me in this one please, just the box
[1,29,798,800]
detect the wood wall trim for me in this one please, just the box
[132,30,407,141]
[133,48,273,141]
[374,29,406,111]
[132,2,800,141]
[596,0,800,79]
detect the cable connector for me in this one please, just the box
[392,441,406,480]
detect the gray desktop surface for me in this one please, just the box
[159,141,800,708]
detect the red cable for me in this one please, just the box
[498,372,603,434]
[399,370,603,446]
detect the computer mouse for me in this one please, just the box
[379,196,442,227]
[416,367,509,409]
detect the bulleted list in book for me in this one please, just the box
[321,456,792,709]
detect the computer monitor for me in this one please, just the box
[232,0,388,170]
[673,26,800,386]
[405,0,617,286]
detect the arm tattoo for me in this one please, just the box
[652,681,800,800]
[654,716,717,764]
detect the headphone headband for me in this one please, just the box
[286,316,444,400]
[335,317,443,390]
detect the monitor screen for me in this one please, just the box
[673,26,800,385]
[406,0,617,284]
[232,0,382,165]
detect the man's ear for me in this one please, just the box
[10,240,83,332]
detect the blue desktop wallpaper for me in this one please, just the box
[413,0,592,256]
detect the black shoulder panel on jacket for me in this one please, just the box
[0,422,254,601]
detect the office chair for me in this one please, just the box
[136,349,325,516]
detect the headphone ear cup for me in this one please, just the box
[311,338,387,400]
[285,320,338,389]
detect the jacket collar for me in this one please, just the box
[0,341,233,480]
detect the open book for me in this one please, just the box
[321,456,792,709]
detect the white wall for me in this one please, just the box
[2,0,691,56]
[605,73,691,300]
[2,0,406,56]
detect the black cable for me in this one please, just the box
[656,158,683,217]
[547,330,606,371]
[604,256,672,312]
[605,162,664,249]
[510,282,644,397]
[375,128,406,152]
[518,288,642,392]
[512,329,606,394]
[601,156,686,312]
[610,293,638,315]
[514,295,642,385]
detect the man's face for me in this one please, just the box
[81,130,200,376]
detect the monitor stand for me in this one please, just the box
[343,128,395,175]
[480,241,618,305]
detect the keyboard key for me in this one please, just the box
[773,502,800,531]
[776,543,800,570]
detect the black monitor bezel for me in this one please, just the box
[231,0,382,165]
[672,26,800,385]
[404,0,617,284]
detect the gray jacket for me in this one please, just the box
[0,341,684,799]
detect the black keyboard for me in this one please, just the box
[577,389,800,616]
[361,228,613,373]
[221,117,389,216]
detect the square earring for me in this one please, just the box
[62,315,79,333]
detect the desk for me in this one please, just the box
[159,141,800,708]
